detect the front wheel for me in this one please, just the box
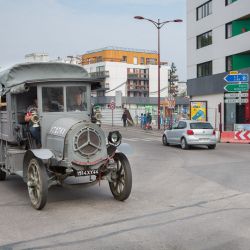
[109,153,132,201]
[162,135,169,146]
[27,158,48,210]
[208,144,216,149]
[0,168,6,181]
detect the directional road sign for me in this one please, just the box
[224,83,249,92]
[224,98,248,104]
[224,93,248,98]
[224,73,249,83]
[235,131,250,140]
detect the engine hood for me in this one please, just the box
[46,117,108,166]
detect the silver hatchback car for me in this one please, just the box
[162,120,217,149]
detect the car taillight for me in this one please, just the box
[187,130,194,135]
[213,130,216,135]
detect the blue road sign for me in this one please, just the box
[224,73,249,83]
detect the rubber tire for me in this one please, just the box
[181,138,189,150]
[162,135,169,146]
[208,144,216,149]
[109,153,132,201]
[27,158,48,210]
[0,168,6,181]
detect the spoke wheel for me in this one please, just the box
[109,153,132,201]
[162,135,169,146]
[27,158,48,210]
[0,168,6,181]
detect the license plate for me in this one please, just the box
[199,138,209,141]
[76,169,99,176]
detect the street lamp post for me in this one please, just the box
[134,16,182,130]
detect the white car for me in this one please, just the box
[162,120,217,149]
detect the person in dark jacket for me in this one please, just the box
[121,111,128,127]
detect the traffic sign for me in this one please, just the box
[109,100,115,110]
[235,131,250,140]
[224,98,248,104]
[224,73,249,83]
[224,83,249,92]
[224,93,248,98]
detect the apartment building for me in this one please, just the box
[82,46,170,100]
[187,0,250,131]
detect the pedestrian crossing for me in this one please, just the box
[123,137,162,142]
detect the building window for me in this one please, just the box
[197,61,212,77]
[146,58,157,65]
[122,56,127,62]
[96,56,102,62]
[226,56,233,71]
[226,22,232,38]
[197,1,212,21]
[197,30,212,49]
[133,57,138,65]
[225,0,237,6]
[140,57,145,65]
[96,66,105,72]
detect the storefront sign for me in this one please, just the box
[190,101,207,121]
[234,124,250,131]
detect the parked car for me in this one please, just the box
[162,120,217,149]
[0,62,132,210]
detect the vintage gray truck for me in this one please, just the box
[0,62,132,210]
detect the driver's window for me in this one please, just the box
[172,123,178,129]
[42,87,64,112]
[178,121,187,129]
[66,86,87,112]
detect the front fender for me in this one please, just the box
[29,149,54,160]
[23,149,54,182]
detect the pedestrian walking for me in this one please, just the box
[122,110,128,127]
[143,113,147,129]
[140,113,144,128]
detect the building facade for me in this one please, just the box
[82,46,170,99]
[187,0,250,131]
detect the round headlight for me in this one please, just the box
[108,131,122,146]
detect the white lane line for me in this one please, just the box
[123,138,140,141]
[123,137,161,142]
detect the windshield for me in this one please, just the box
[66,86,87,112]
[42,87,64,112]
[190,122,213,129]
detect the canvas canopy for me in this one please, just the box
[0,62,100,95]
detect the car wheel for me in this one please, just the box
[208,144,216,149]
[181,138,189,150]
[109,153,132,201]
[0,168,6,181]
[27,158,48,210]
[162,135,169,146]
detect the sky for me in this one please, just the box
[0,0,186,80]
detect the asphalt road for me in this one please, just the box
[1,126,250,250]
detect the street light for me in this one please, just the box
[134,16,183,129]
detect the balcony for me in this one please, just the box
[89,71,109,79]
[127,73,149,80]
[96,82,110,92]
[127,85,149,92]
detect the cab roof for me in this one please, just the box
[0,62,101,94]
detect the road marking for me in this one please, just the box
[123,137,161,142]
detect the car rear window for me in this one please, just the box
[190,122,213,129]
